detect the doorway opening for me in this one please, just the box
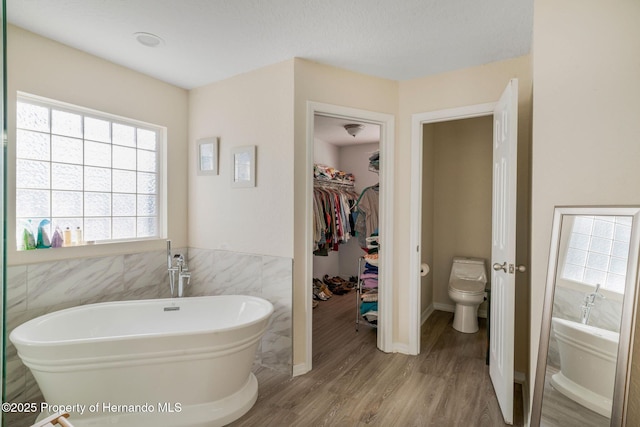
[311,114,381,364]
[408,102,496,354]
[420,116,493,330]
[303,102,395,374]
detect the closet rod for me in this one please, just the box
[313,179,355,189]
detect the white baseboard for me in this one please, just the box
[421,304,435,325]
[433,302,454,313]
[292,363,309,377]
[432,302,487,319]
[393,342,411,354]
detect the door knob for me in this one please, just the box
[516,265,526,273]
[493,262,507,272]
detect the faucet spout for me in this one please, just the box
[166,245,191,297]
[580,283,604,324]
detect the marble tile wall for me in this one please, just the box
[5,248,179,404]
[5,246,293,405]
[187,247,293,375]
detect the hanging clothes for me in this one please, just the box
[354,185,379,249]
[313,180,358,256]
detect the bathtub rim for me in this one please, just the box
[551,316,620,363]
[10,294,274,348]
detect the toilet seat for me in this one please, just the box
[448,279,485,295]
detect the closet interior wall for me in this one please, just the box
[313,138,380,280]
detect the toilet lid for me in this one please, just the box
[449,279,485,294]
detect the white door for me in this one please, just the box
[489,78,519,425]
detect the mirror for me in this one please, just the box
[532,206,640,426]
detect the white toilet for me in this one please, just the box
[448,257,487,333]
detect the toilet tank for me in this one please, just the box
[450,257,487,282]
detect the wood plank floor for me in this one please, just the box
[230,290,524,426]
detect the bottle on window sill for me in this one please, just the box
[63,227,72,247]
[75,227,83,245]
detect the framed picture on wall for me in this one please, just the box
[197,137,218,176]
[231,145,256,188]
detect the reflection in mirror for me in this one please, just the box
[532,207,640,427]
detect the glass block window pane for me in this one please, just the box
[85,141,111,167]
[52,135,83,164]
[16,94,164,249]
[52,191,83,217]
[85,167,111,192]
[137,217,157,237]
[113,194,136,216]
[51,163,83,190]
[113,145,137,170]
[85,192,111,217]
[17,130,50,160]
[113,123,135,147]
[137,149,156,172]
[113,217,136,239]
[52,109,82,138]
[137,172,157,194]
[85,217,111,241]
[17,160,50,189]
[137,195,157,216]
[17,101,49,132]
[17,190,50,218]
[562,215,632,294]
[85,117,110,142]
[137,128,157,150]
[112,170,136,193]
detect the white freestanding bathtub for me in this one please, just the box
[551,317,619,418]
[10,295,273,427]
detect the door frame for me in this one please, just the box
[304,101,395,371]
[408,102,496,354]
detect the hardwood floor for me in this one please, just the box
[230,290,524,426]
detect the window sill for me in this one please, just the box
[9,238,170,266]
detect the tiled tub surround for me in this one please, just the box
[5,249,180,405]
[5,247,293,406]
[187,247,293,375]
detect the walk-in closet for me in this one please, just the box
[312,114,380,348]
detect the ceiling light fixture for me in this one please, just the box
[344,124,364,138]
[134,32,164,48]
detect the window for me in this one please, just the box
[561,215,632,293]
[16,94,164,249]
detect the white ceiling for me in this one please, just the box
[7,0,533,91]
[314,116,381,147]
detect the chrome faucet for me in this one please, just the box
[167,240,191,297]
[580,283,605,324]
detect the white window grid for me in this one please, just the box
[561,215,632,294]
[16,94,163,249]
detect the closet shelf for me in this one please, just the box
[356,256,379,331]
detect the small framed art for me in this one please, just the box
[197,137,218,175]
[231,145,256,188]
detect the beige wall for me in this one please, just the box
[293,58,398,366]
[188,60,295,257]
[7,25,189,265]
[399,55,532,373]
[431,117,493,308]
[531,0,640,421]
